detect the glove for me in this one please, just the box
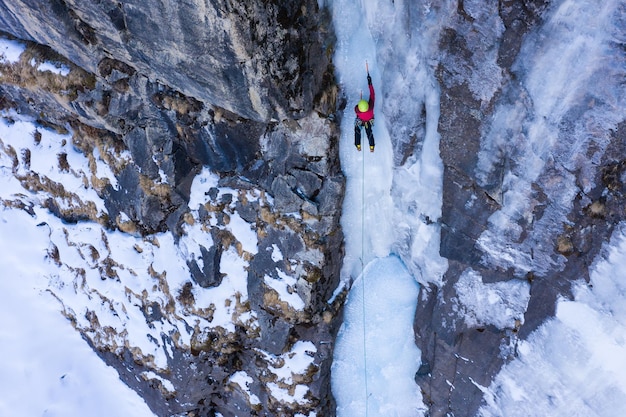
[367,74,372,85]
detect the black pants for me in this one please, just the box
[355,119,375,148]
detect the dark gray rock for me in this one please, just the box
[103,165,171,234]
[0,0,332,122]
[188,243,224,289]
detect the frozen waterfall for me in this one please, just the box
[329,0,447,415]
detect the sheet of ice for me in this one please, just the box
[332,0,447,289]
[479,223,626,417]
[454,269,530,330]
[332,256,424,417]
[0,208,156,417]
[330,0,448,415]
[332,0,395,282]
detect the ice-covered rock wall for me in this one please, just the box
[415,1,626,416]
[0,1,343,416]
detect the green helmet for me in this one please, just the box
[357,99,369,112]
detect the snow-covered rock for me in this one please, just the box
[0,2,343,414]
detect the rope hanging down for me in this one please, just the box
[361,60,370,417]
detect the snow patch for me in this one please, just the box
[257,341,318,405]
[229,371,261,405]
[141,371,175,393]
[0,208,156,417]
[227,211,257,254]
[33,59,71,76]
[0,37,25,63]
[267,382,308,404]
[269,340,316,382]
[271,243,284,262]
[0,111,262,412]
[188,166,219,208]
[264,269,305,310]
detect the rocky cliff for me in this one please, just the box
[2,0,625,416]
[0,1,343,416]
[415,1,626,416]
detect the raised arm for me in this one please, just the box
[367,75,375,108]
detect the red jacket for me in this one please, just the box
[355,84,375,122]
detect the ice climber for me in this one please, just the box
[354,72,375,152]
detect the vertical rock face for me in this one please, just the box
[0,0,330,121]
[0,1,342,416]
[415,1,626,416]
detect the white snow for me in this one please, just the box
[35,60,71,76]
[188,166,219,209]
[267,382,308,404]
[229,370,261,405]
[141,371,175,393]
[264,269,305,310]
[0,208,155,417]
[271,243,283,262]
[179,221,215,266]
[0,114,109,214]
[0,37,25,63]
[257,340,318,405]
[270,340,316,381]
[0,113,259,415]
[227,210,258,254]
